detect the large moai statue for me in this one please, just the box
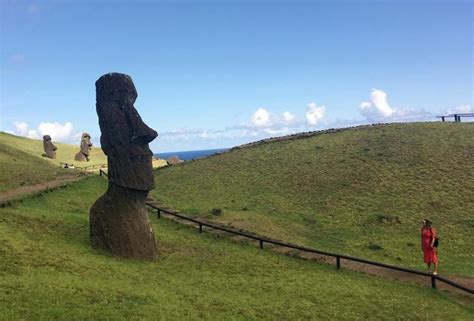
[42,135,57,159]
[89,73,158,259]
[74,133,93,161]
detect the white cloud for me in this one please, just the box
[282,111,296,124]
[359,88,395,120]
[447,104,473,114]
[247,108,300,129]
[10,121,76,142]
[250,108,271,127]
[13,121,29,136]
[306,102,325,126]
[37,122,74,141]
[13,121,39,139]
[359,101,371,109]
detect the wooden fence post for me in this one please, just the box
[336,256,341,270]
[157,209,161,218]
[431,276,437,289]
[199,223,203,233]
[259,240,264,249]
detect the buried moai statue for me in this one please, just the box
[74,133,93,162]
[89,73,158,259]
[42,135,57,159]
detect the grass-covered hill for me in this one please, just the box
[151,122,474,276]
[0,132,107,169]
[0,134,78,192]
[1,176,473,320]
[0,133,165,192]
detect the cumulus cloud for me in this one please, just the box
[358,88,435,122]
[156,100,325,150]
[359,88,395,120]
[247,108,299,129]
[250,108,271,127]
[282,111,296,124]
[13,121,29,136]
[10,121,76,142]
[38,122,74,141]
[306,102,325,126]
[13,121,38,139]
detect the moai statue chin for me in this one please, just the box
[74,133,93,162]
[42,135,57,159]
[89,72,158,259]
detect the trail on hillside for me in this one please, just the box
[0,174,87,204]
[147,200,474,298]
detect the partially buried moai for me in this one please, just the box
[74,133,93,162]
[42,135,57,159]
[89,72,158,259]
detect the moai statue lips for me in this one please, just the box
[42,135,57,159]
[96,73,158,191]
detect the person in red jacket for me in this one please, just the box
[421,219,438,275]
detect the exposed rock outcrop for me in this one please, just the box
[166,155,183,165]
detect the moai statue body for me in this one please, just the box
[74,133,93,161]
[42,135,57,159]
[89,73,158,259]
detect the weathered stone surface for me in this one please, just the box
[42,135,57,159]
[166,155,183,165]
[90,72,158,260]
[74,133,93,162]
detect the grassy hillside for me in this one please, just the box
[0,135,77,192]
[0,176,472,320]
[151,122,474,276]
[0,132,107,168]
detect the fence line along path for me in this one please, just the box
[98,169,473,295]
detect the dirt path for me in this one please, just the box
[147,200,474,298]
[0,174,87,205]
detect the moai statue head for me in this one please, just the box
[75,132,93,162]
[80,133,93,156]
[95,73,158,190]
[42,135,57,159]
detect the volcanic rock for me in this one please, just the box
[90,72,158,259]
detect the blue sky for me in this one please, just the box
[1,0,472,152]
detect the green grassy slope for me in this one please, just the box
[0,176,472,320]
[0,132,107,168]
[151,122,474,276]
[0,136,76,192]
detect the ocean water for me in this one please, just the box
[154,148,228,161]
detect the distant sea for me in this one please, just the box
[154,148,229,161]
